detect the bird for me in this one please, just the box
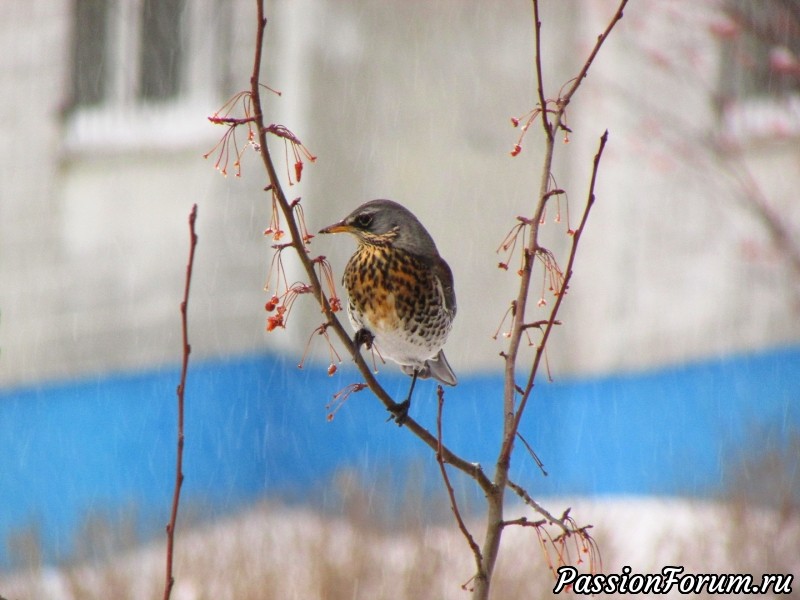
[319,199,457,424]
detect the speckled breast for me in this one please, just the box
[343,244,453,364]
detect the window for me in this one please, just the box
[139,0,186,102]
[71,0,110,107]
[66,0,227,152]
[717,0,800,140]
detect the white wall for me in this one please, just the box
[1,0,72,385]
[1,0,798,389]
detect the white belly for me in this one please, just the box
[347,297,447,368]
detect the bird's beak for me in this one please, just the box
[318,219,352,235]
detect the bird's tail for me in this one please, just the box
[412,349,457,386]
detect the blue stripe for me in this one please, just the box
[1,345,798,566]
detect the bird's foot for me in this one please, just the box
[354,328,374,352]
[387,399,410,427]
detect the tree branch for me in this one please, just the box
[435,387,483,576]
[163,203,198,600]
[532,0,552,139]
[506,478,570,534]
[511,130,609,444]
[559,0,628,110]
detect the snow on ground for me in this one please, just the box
[1,496,797,599]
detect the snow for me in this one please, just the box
[2,495,797,599]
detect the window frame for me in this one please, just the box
[65,0,226,154]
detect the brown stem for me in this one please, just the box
[474,134,607,600]
[559,0,628,110]
[208,115,257,125]
[435,387,483,574]
[532,0,552,139]
[163,203,198,600]
[511,131,608,445]
[506,479,571,534]
[498,0,623,476]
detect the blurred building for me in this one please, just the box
[1,0,799,568]
[2,0,799,387]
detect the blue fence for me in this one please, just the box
[1,345,798,567]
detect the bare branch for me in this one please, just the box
[163,204,198,600]
[506,479,571,535]
[516,431,548,476]
[532,0,552,138]
[435,387,483,574]
[559,1,628,110]
[509,130,609,446]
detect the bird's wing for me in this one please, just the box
[431,255,457,317]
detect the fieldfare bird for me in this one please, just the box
[319,199,457,423]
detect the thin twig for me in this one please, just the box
[532,0,552,138]
[163,204,198,600]
[516,431,548,476]
[559,0,628,110]
[435,386,483,572]
[506,479,570,535]
[510,130,609,445]
[208,115,257,126]
[477,131,608,599]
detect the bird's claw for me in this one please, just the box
[386,399,411,426]
[354,328,374,352]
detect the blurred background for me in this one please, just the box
[1,0,799,597]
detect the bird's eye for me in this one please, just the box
[354,213,373,228]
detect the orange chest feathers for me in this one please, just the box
[343,245,434,330]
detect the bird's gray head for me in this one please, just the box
[319,199,438,256]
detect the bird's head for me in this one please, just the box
[319,199,437,255]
